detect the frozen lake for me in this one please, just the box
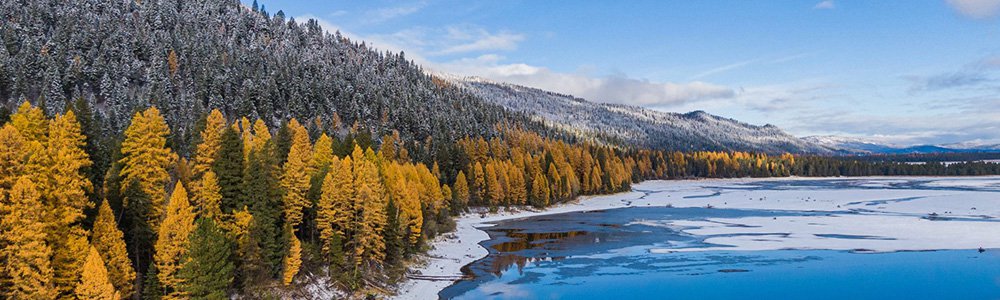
[437,177,1000,299]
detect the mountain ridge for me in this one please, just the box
[444,75,831,154]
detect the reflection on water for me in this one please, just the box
[487,230,586,276]
[441,205,1000,299]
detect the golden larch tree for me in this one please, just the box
[246,119,271,160]
[10,101,48,144]
[154,183,196,299]
[0,124,26,190]
[0,177,57,299]
[312,133,334,171]
[471,162,486,205]
[91,200,135,296]
[452,171,470,209]
[484,162,502,207]
[74,246,118,299]
[318,156,353,258]
[193,109,225,178]
[194,170,223,222]
[192,109,225,203]
[282,233,302,285]
[351,147,387,267]
[119,107,174,231]
[281,118,313,230]
[45,111,94,296]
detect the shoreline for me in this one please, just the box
[390,176,1000,299]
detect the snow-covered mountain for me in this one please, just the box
[447,76,831,154]
[803,135,1000,154]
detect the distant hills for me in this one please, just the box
[803,136,1000,155]
[447,76,831,154]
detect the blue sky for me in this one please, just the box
[246,0,1000,146]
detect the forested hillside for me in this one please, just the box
[448,76,831,154]
[0,0,544,156]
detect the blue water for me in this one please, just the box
[439,205,1000,299]
[449,249,1000,299]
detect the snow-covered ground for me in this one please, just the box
[392,176,1000,300]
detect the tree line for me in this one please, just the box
[4,101,1000,299]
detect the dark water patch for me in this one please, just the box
[684,190,723,199]
[845,196,925,207]
[718,268,750,273]
[816,234,895,240]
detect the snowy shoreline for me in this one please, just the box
[391,176,1000,300]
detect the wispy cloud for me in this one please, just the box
[437,54,735,106]
[434,27,525,55]
[814,0,835,10]
[690,53,810,80]
[905,55,1000,92]
[906,72,988,91]
[946,0,1000,19]
[691,59,759,80]
[364,2,427,23]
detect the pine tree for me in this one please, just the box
[141,262,162,300]
[383,199,403,264]
[241,150,284,279]
[179,218,234,299]
[214,127,244,213]
[74,246,118,299]
[91,200,135,296]
[154,183,196,299]
[281,118,313,230]
[0,177,57,299]
[119,107,174,232]
[282,232,301,285]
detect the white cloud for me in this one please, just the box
[434,55,734,106]
[946,0,1000,19]
[435,28,524,55]
[814,0,835,9]
[365,2,427,23]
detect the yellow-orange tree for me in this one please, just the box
[119,107,174,232]
[281,118,313,230]
[0,124,25,190]
[318,156,353,260]
[0,177,57,299]
[279,119,312,283]
[192,109,225,207]
[45,111,94,296]
[154,183,196,299]
[74,246,118,299]
[350,146,387,269]
[91,200,135,296]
